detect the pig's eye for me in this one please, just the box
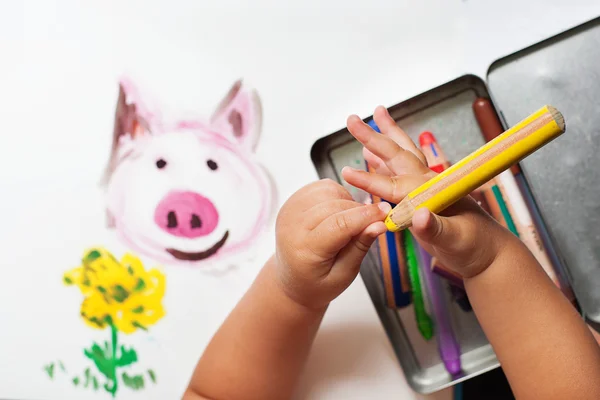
[156,159,167,169]
[207,159,218,171]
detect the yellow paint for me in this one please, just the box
[64,248,166,334]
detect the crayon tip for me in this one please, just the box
[444,359,462,376]
[384,216,400,232]
[473,97,490,110]
[368,119,381,133]
[419,131,436,147]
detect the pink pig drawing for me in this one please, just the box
[103,78,275,266]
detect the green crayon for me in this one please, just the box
[403,230,434,340]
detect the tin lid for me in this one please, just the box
[487,17,600,323]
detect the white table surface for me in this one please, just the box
[2,1,599,399]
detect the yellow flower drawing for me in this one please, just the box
[50,248,166,397]
[63,248,166,334]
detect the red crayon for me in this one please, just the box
[419,131,451,173]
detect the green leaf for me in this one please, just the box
[58,361,66,372]
[117,345,138,367]
[44,363,55,379]
[63,276,73,284]
[84,342,116,381]
[73,376,80,386]
[83,367,91,388]
[122,372,144,390]
[92,376,99,390]
[147,369,156,383]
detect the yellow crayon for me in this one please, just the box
[385,105,565,232]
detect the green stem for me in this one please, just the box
[108,324,118,397]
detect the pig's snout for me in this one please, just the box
[154,191,219,238]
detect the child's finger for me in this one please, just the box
[372,106,428,165]
[308,202,391,258]
[347,115,429,176]
[412,205,517,278]
[342,167,430,203]
[304,199,362,230]
[363,147,391,175]
[411,208,462,246]
[328,221,387,282]
[297,179,353,205]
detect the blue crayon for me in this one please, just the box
[368,119,381,133]
[366,118,411,308]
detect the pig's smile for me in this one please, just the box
[166,231,229,261]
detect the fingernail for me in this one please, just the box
[344,166,363,173]
[378,202,392,213]
[412,207,431,229]
[376,105,389,116]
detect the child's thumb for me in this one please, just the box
[410,207,461,249]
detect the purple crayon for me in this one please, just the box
[416,242,462,375]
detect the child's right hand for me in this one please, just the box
[342,106,521,279]
[274,179,390,310]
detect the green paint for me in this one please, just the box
[58,360,66,372]
[112,285,129,302]
[491,185,519,237]
[127,265,134,275]
[117,345,138,367]
[93,376,99,390]
[84,367,91,388]
[63,276,73,284]
[354,159,361,165]
[44,363,55,379]
[84,343,115,385]
[84,314,106,328]
[122,372,145,390]
[147,369,156,383]
[131,305,144,314]
[403,230,434,340]
[84,324,120,397]
[134,278,146,292]
[73,376,80,386]
[84,250,102,263]
[97,286,107,293]
[131,321,147,331]
[109,324,118,397]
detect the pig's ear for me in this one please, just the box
[102,81,152,184]
[113,81,151,142]
[210,80,262,151]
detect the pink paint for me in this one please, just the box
[154,191,219,238]
[104,78,275,266]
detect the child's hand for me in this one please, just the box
[342,106,519,279]
[275,179,391,309]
